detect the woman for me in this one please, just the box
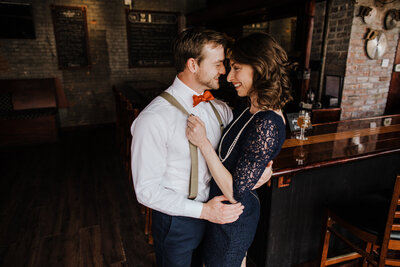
[186,32,293,267]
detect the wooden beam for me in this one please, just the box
[300,0,315,102]
[186,0,299,26]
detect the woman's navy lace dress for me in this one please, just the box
[203,106,286,267]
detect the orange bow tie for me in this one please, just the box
[193,91,215,107]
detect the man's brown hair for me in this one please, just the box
[172,28,227,73]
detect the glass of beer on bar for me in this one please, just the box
[296,110,310,140]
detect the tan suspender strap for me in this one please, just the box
[187,145,199,200]
[209,102,224,134]
[159,92,224,200]
[160,92,198,199]
[160,92,189,116]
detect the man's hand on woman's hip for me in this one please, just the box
[200,195,244,224]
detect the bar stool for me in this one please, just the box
[113,86,153,244]
[112,86,124,157]
[318,175,400,266]
[123,99,154,244]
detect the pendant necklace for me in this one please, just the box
[218,107,259,163]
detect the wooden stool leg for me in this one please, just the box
[145,207,150,235]
[362,242,372,267]
[140,204,146,215]
[148,209,153,245]
[319,213,333,267]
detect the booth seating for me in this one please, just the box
[319,175,400,266]
[0,78,68,146]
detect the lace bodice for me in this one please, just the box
[218,107,286,200]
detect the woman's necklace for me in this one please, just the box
[218,107,260,163]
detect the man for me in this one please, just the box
[131,28,272,267]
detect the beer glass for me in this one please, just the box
[296,110,311,140]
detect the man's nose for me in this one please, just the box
[219,65,226,75]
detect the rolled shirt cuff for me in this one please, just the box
[183,200,204,219]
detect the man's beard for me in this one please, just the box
[196,73,220,90]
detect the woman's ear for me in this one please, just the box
[186,58,198,73]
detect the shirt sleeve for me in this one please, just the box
[130,111,203,218]
[232,115,281,200]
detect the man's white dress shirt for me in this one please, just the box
[131,77,233,218]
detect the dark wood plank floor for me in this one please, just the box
[0,125,155,267]
[0,125,378,267]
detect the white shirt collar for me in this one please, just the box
[169,76,206,109]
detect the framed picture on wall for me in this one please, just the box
[51,5,90,69]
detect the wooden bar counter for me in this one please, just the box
[249,115,400,266]
[116,84,399,266]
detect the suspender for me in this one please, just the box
[209,101,224,133]
[160,91,223,199]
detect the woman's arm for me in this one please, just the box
[187,115,274,203]
[187,115,236,203]
[231,116,281,199]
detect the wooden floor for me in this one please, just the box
[0,125,155,267]
[0,125,378,267]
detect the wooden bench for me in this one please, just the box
[0,78,68,146]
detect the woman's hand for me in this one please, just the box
[186,115,210,149]
[252,161,273,190]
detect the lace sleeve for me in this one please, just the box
[233,115,281,200]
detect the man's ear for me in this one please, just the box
[186,58,198,73]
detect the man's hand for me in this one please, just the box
[200,195,244,224]
[252,160,273,190]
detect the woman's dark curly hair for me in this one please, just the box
[229,32,293,110]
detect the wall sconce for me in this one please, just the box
[124,0,133,9]
[385,9,400,30]
[358,5,372,17]
[358,6,376,25]
[375,0,397,7]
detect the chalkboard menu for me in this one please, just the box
[51,5,90,69]
[126,10,178,67]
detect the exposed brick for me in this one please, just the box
[352,58,367,64]
[357,77,368,82]
[337,0,400,120]
[368,77,379,82]
[0,0,190,127]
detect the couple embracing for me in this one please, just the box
[131,28,292,267]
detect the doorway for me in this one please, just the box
[385,38,400,115]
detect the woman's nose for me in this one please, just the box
[227,69,234,82]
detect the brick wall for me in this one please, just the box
[0,0,205,127]
[2,0,397,125]
[311,0,354,76]
[310,0,354,94]
[341,0,399,119]
[310,0,399,120]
